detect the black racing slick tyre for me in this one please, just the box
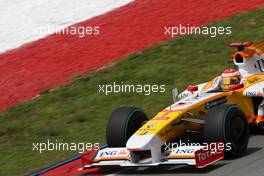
[203,104,249,158]
[106,107,148,147]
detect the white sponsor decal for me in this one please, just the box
[95,148,129,160]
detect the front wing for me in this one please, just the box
[32,144,224,176]
[84,144,224,169]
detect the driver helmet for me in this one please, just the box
[221,69,241,91]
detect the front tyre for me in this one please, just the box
[203,104,249,158]
[106,107,148,147]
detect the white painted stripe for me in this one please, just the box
[0,0,133,53]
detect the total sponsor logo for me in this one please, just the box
[195,149,223,168]
[196,150,217,161]
[194,142,224,168]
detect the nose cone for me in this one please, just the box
[126,134,163,150]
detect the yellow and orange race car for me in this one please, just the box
[32,41,264,176]
[80,40,264,169]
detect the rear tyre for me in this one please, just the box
[203,104,249,158]
[106,107,148,147]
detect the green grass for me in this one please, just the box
[0,8,264,176]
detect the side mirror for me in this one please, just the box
[172,88,178,103]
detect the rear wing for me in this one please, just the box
[229,41,252,51]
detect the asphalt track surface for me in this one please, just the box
[108,134,264,176]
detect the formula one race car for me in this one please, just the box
[83,40,264,169]
[33,40,264,175]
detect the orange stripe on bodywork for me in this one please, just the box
[202,81,213,92]
[167,155,194,159]
[93,156,131,163]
